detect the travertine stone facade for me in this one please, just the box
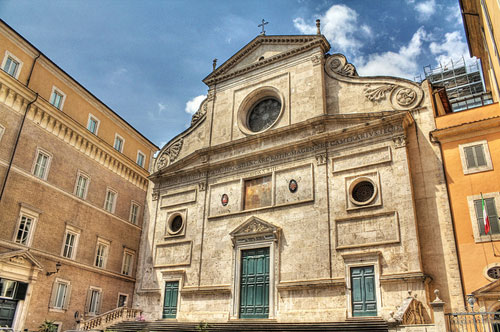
[134,34,464,322]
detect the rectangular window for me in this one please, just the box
[121,250,134,276]
[87,114,100,135]
[50,279,71,310]
[104,189,117,213]
[244,175,272,210]
[114,134,124,152]
[117,293,128,307]
[61,228,79,260]
[74,172,90,199]
[136,151,145,167]
[0,279,17,298]
[33,149,51,180]
[459,140,493,174]
[464,145,486,168]
[50,88,65,110]
[3,56,19,77]
[474,198,500,235]
[16,215,34,245]
[129,203,140,224]
[87,288,101,315]
[94,240,109,268]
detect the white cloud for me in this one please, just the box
[429,31,471,65]
[294,4,363,55]
[184,95,206,115]
[157,102,166,113]
[407,0,436,21]
[355,27,428,79]
[446,3,462,25]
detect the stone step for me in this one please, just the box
[108,319,388,332]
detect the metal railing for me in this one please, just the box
[446,312,500,332]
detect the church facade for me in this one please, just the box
[134,31,464,322]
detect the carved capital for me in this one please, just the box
[151,192,159,201]
[315,153,327,165]
[198,182,206,192]
[393,135,407,148]
[311,54,322,66]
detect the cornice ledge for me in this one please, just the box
[25,101,149,190]
[325,54,424,111]
[204,38,328,86]
[431,115,500,141]
[0,72,36,114]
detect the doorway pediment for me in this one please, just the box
[230,216,281,245]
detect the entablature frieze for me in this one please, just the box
[152,121,405,189]
[0,76,150,190]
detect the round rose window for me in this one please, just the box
[487,266,500,279]
[352,181,375,203]
[170,215,183,233]
[247,98,281,132]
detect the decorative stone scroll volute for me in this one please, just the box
[393,291,430,325]
[155,138,183,171]
[324,53,424,111]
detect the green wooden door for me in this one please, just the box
[240,247,269,318]
[351,266,377,317]
[0,299,17,327]
[162,281,179,318]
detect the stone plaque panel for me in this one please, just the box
[154,241,192,267]
[275,163,314,206]
[332,146,392,173]
[335,212,399,249]
[160,189,197,208]
[208,180,242,216]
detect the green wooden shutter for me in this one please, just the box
[474,198,499,235]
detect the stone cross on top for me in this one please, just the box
[258,19,268,35]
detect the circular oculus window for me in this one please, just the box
[349,178,378,206]
[247,98,281,132]
[237,87,284,135]
[167,214,184,235]
[487,266,500,279]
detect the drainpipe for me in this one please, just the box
[26,53,40,87]
[0,93,39,203]
[429,132,467,308]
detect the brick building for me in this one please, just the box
[0,20,157,330]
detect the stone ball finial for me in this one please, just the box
[316,19,321,35]
[408,290,412,297]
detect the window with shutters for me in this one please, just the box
[61,226,80,260]
[129,202,140,225]
[14,205,40,246]
[121,249,134,276]
[459,140,493,174]
[49,279,71,311]
[32,148,52,180]
[50,86,66,110]
[86,287,102,315]
[468,193,500,242]
[74,171,90,199]
[94,238,110,269]
[104,188,117,213]
[1,51,23,79]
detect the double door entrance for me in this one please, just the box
[239,247,270,319]
[351,265,377,317]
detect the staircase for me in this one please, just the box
[108,318,389,332]
[78,307,143,331]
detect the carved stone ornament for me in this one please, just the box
[240,220,273,234]
[151,192,159,201]
[191,100,208,126]
[9,256,25,264]
[311,54,322,66]
[315,153,327,165]
[156,138,183,171]
[393,295,429,325]
[324,53,424,111]
[326,54,358,77]
[207,89,215,101]
[393,135,407,148]
[198,182,206,192]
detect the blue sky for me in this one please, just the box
[0,0,468,147]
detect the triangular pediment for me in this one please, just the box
[0,249,43,269]
[472,278,500,296]
[230,216,280,238]
[203,35,330,85]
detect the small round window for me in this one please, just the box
[247,98,281,132]
[167,214,184,235]
[349,178,377,206]
[487,267,500,279]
